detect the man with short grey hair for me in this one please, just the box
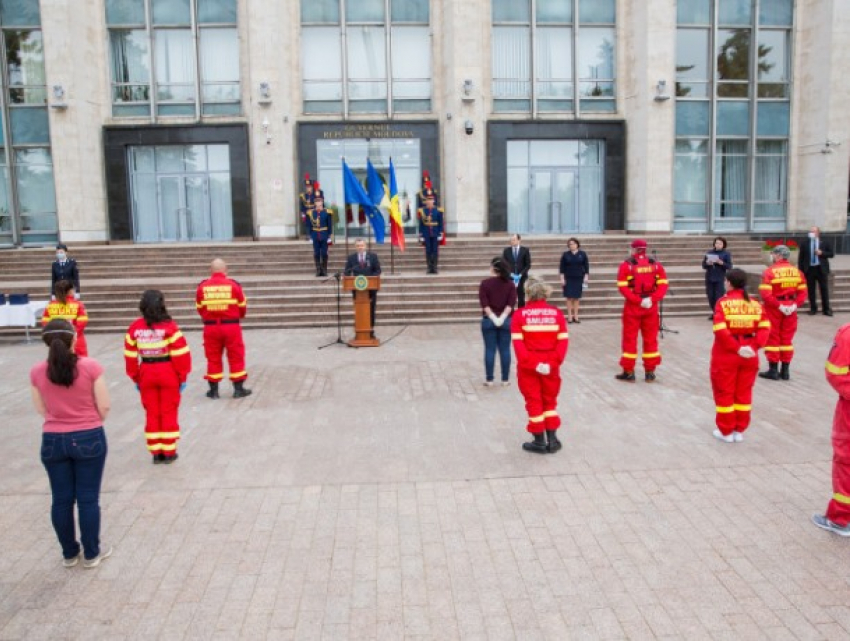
[799,225,834,316]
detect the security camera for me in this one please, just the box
[464,120,474,135]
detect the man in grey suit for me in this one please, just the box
[799,226,834,316]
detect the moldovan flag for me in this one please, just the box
[388,159,405,251]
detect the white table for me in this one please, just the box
[0,300,48,340]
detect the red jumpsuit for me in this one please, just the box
[758,259,807,364]
[617,253,669,372]
[41,296,89,356]
[511,300,569,434]
[710,291,770,436]
[824,324,850,526]
[195,272,248,383]
[125,319,191,458]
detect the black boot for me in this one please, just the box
[780,362,790,381]
[759,363,780,380]
[206,381,220,399]
[426,255,433,274]
[522,432,549,454]
[433,255,439,274]
[321,257,328,277]
[314,258,321,277]
[615,370,636,382]
[546,430,562,453]
[233,380,252,398]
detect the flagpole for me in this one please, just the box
[389,156,395,275]
[342,157,349,256]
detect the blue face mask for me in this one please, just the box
[56,252,66,261]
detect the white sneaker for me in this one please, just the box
[713,429,734,443]
[63,552,81,568]
[501,381,510,387]
[83,546,113,569]
[483,381,494,387]
[732,432,744,442]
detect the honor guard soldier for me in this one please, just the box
[299,173,315,239]
[758,244,807,381]
[195,258,251,399]
[42,280,89,356]
[308,185,334,277]
[416,170,439,210]
[418,188,444,274]
[615,239,669,382]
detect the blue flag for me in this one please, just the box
[343,160,385,243]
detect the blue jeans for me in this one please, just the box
[482,316,512,382]
[40,428,108,560]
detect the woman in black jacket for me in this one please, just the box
[702,237,732,318]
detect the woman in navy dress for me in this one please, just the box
[559,238,590,323]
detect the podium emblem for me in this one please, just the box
[354,275,369,291]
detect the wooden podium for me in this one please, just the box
[342,275,381,347]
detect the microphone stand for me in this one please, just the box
[318,271,346,349]
[652,249,678,338]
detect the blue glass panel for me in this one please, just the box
[719,0,751,25]
[0,0,40,26]
[113,104,151,117]
[152,0,190,25]
[675,101,709,136]
[716,101,749,136]
[10,107,48,144]
[677,0,710,25]
[0,112,3,145]
[301,0,339,23]
[537,0,572,23]
[580,99,615,113]
[759,0,793,26]
[757,102,790,136]
[391,0,428,23]
[579,0,615,23]
[106,0,145,25]
[493,0,529,22]
[198,0,237,24]
[347,0,384,22]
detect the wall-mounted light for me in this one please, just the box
[462,79,475,102]
[258,81,272,105]
[261,117,272,145]
[464,120,474,135]
[654,79,671,102]
[50,84,67,110]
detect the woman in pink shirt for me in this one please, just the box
[30,319,112,568]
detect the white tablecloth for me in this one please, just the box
[0,300,48,328]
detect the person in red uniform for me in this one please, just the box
[758,244,807,381]
[813,323,850,536]
[42,280,89,356]
[709,269,771,443]
[196,258,251,399]
[124,290,191,464]
[615,239,669,382]
[511,276,569,454]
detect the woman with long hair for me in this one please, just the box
[559,238,590,323]
[479,256,517,386]
[511,276,569,454]
[124,290,191,463]
[702,236,733,319]
[41,280,89,356]
[30,319,112,568]
[710,268,770,443]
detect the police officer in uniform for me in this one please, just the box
[51,244,80,298]
[308,186,334,277]
[299,174,315,240]
[418,189,444,274]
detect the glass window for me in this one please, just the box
[154,29,196,104]
[676,29,709,97]
[302,26,342,103]
[110,30,150,104]
[208,144,229,171]
[200,28,239,107]
[719,0,751,25]
[347,0,384,22]
[301,0,339,23]
[716,101,749,136]
[198,0,237,24]
[106,0,145,25]
[15,148,55,214]
[758,30,788,82]
[675,140,709,203]
[347,26,386,104]
[537,0,571,23]
[391,26,430,100]
[492,26,531,99]
[0,0,40,26]
[675,101,709,136]
[579,0,615,24]
[152,0,191,25]
[759,0,793,26]
[5,30,46,104]
[757,101,789,137]
[536,27,572,100]
[10,107,48,144]
[493,0,529,23]
[391,0,428,23]
[677,0,710,25]
[578,27,615,96]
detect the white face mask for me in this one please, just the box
[56,252,66,261]
[808,232,816,239]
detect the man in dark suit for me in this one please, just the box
[799,226,834,316]
[503,234,531,308]
[51,243,80,298]
[344,238,382,336]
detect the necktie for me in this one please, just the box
[359,254,365,267]
[514,247,518,261]
[812,239,818,266]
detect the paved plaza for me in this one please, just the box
[1,314,850,640]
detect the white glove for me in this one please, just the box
[785,303,797,315]
[737,345,756,358]
[640,298,652,309]
[488,313,498,326]
[535,363,551,375]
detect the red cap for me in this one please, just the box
[631,239,647,250]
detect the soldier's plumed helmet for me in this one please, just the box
[524,275,552,302]
[313,188,324,201]
[771,244,791,260]
[422,187,436,200]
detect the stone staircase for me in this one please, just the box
[0,235,842,334]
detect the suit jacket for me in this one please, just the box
[503,246,531,278]
[344,251,382,277]
[799,236,833,274]
[51,259,80,294]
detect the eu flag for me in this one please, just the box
[343,160,385,243]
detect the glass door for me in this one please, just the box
[530,168,579,233]
[156,174,211,241]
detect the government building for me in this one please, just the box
[0,0,847,247]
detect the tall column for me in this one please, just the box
[41,0,110,242]
[438,0,488,234]
[789,0,850,233]
[621,0,677,232]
